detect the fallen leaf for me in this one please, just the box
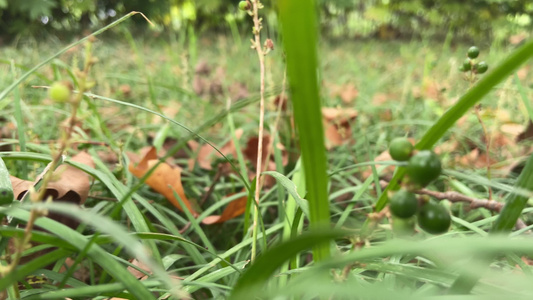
[128,146,198,216]
[322,107,358,149]
[517,121,533,142]
[201,191,248,225]
[339,83,359,104]
[509,33,527,45]
[127,259,151,280]
[9,151,94,231]
[11,151,94,205]
[192,129,243,171]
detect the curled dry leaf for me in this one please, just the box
[201,190,248,225]
[128,146,198,216]
[10,151,94,205]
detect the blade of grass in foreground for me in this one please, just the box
[229,229,346,299]
[374,38,533,213]
[0,206,157,299]
[279,0,330,261]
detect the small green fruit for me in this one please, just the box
[392,216,415,237]
[389,137,414,161]
[474,61,488,74]
[49,82,71,103]
[417,202,451,234]
[462,58,472,72]
[406,150,442,187]
[467,46,479,59]
[238,0,250,11]
[389,189,418,218]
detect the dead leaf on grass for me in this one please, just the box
[128,146,198,216]
[201,190,248,225]
[322,107,358,149]
[191,129,243,171]
[11,151,94,205]
[517,121,533,142]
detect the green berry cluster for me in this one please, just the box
[459,46,488,75]
[387,138,451,235]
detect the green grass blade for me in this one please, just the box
[279,0,331,261]
[263,171,310,218]
[514,73,533,122]
[492,153,533,232]
[1,205,162,299]
[0,249,72,290]
[229,229,346,299]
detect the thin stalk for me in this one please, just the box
[249,0,268,262]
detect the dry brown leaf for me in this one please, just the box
[339,83,359,104]
[127,259,151,280]
[322,107,358,149]
[509,33,527,45]
[202,190,248,225]
[243,134,288,169]
[129,146,197,215]
[9,151,94,230]
[517,121,533,142]
[11,151,94,205]
[501,123,525,136]
[372,93,389,105]
[192,129,243,171]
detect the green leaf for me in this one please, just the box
[229,229,346,299]
[492,153,533,232]
[279,0,331,261]
[263,171,310,218]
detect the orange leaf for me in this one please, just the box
[128,147,198,216]
[201,191,248,224]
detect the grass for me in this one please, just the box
[0,14,533,299]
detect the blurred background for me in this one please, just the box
[0,0,532,44]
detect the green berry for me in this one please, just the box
[462,58,472,72]
[389,189,418,218]
[417,202,451,234]
[392,216,415,237]
[474,61,488,74]
[406,150,442,187]
[49,82,71,103]
[389,137,414,161]
[467,46,479,59]
[238,1,250,11]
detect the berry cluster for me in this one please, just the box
[459,46,488,75]
[388,138,451,235]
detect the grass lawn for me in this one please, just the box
[0,24,533,298]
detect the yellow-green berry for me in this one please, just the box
[238,1,251,11]
[49,82,71,103]
[389,137,414,161]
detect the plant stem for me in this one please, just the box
[250,0,266,262]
